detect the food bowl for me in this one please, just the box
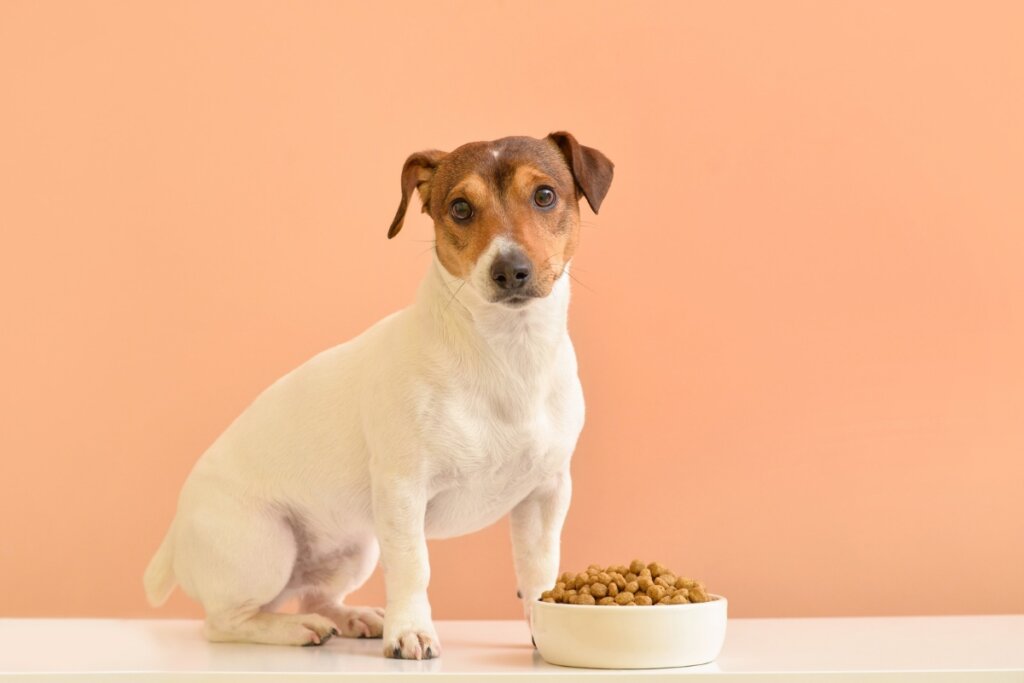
[531,594,727,669]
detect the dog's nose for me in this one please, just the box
[490,252,532,290]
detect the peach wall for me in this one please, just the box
[1,1,1022,620]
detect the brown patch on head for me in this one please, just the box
[388,133,613,301]
[497,163,581,296]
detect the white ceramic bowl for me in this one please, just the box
[531,594,727,669]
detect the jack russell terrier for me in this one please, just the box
[143,132,614,659]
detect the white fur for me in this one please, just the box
[144,249,584,657]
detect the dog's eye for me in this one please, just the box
[450,199,473,222]
[534,186,556,208]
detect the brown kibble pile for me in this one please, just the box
[539,561,715,607]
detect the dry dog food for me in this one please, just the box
[540,560,713,606]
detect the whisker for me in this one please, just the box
[567,269,596,294]
[443,279,467,314]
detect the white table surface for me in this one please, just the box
[1,616,1022,681]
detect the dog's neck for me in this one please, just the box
[415,256,571,374]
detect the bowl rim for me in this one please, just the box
[532,593,727,610]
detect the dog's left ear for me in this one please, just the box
[547,132,614,214]
[388,149,448,239]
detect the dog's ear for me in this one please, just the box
[388,149,447,239]
[547,132,614,214]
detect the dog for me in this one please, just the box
[143,132,613,659]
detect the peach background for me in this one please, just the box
[2,1,1022,620]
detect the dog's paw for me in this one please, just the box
[296,613,340,646]
[383,627,440,660]
[326,606,385,639]
[205,611,339,647]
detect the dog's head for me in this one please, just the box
[388,133,613,306]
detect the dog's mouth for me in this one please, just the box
[503,295,532,307]
[493,292,540,307]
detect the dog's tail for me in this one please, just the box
[143,526,177,607]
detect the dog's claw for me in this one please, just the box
[392,646,402,658]
[302,630,332,647]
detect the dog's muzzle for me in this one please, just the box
[489,249,541,306]
[490,250,532,292]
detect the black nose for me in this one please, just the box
[490,251,532,290]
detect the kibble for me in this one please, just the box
[647,585,667,602]
[689,585,710,602]
[648,562,668,578]
[538,561,715,606]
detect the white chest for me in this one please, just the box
[421,371,583,539]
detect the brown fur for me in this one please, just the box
[388,133,613,299]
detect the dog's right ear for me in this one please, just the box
[547,132,614,214]
[388,150,447,239]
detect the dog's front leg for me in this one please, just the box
[510,468,572,619]
[372,472,439,660]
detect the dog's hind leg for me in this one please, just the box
[204,609,339,646]
[298,536,384,638]
[174,501,339,646]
